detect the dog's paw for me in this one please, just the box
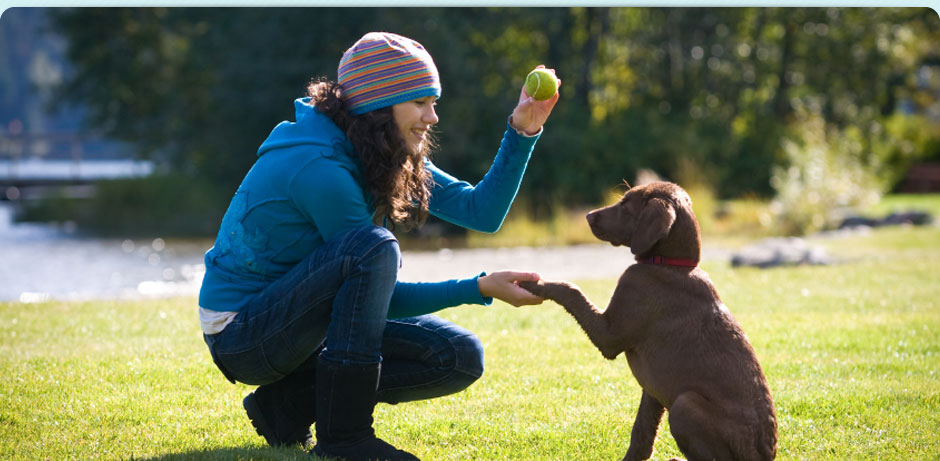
[517,280,546,297]
[518,279,575,301]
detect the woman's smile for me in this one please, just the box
[393,96,439,153]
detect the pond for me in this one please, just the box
[0,203,208,303]
[0,202,643,304]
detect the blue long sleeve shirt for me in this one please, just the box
[198,98,539,317]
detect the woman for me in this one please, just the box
[198,32,559,460]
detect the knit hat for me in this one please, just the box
[338,32,442,116]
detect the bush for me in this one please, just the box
[17,174,229,237]
[873,113,940,189]
[769,109,885,235]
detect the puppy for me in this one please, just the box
[520,181,777,461]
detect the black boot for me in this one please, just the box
[312,356,419,461]
[243,366,317,448]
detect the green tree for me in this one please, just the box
[45,7,940,235]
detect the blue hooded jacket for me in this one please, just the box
[199,98,539,317]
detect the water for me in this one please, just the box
[0,203,208,302]
[0,202,660,303]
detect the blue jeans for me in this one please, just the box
[203,225,484,404]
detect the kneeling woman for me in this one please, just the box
[198,32,559,460]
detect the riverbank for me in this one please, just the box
[3,201,732,303]
[0,227,729,303]
[4,192,937,303]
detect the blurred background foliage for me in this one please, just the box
[21,7,940,237]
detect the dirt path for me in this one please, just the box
[398,243,731,283]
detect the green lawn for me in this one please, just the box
[2,224,938,460]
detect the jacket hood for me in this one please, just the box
[257,97,353,157]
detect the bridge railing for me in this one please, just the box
[0,133,153,185]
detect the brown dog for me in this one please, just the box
[520,181,777,461]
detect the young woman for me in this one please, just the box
[198,32,559,460]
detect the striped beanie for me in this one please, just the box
[338,32,441,116]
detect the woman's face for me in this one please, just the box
[392,96,439,155]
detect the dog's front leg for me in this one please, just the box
[624,391,666,461]
[518,280,621,359]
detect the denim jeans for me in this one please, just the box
[203,225,484,404]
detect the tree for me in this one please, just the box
[46,7,940,235]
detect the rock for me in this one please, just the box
[838,211,933,229]
[882,211,932,226]
[731,237,831,268]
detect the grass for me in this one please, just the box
[2,222,939,459]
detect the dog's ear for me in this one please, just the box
[631,197,676,256]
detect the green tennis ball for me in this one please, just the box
[524,69,558,101]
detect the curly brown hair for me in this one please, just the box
[307,79,434,231]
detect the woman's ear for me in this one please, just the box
[630,197,676,256]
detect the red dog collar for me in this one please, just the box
[636,256,698,267]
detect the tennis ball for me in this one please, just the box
[524,69,558,101]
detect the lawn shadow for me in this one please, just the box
[140,446,318,460]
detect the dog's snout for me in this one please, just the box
[586,210,601,227]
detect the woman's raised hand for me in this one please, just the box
[510,65,560,136]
